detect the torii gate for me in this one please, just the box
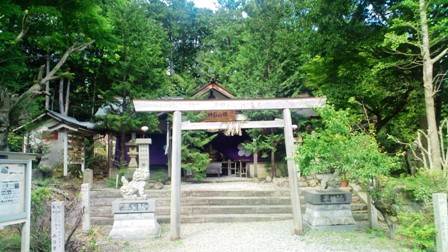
[134,97,325,239]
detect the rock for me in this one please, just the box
[298,181,309,187]
[153,182,164,190]
[265,175,272,182]
[308,179,319,187]
[273,177,289,187]
[377,210,385,221]
[280,181,289,187]
[315,174,326,180]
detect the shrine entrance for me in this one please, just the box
[133,97,325,239]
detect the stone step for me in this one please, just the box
[89,187,369,225]
[91,189,293,198]
[160,214,295,223]
[91,202,367,218]
[91,211,368,226]
[352,211,369,221]
[91,196,367,210]
[90,196,298,207]
[91,189,362,202]
[91,204,294,217]
[90,213,295,225]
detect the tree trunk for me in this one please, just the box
[45,51,50,110]
[419,0,442,171]
[0,91,10,151]
[59,79,64,114]
[170,48,174,76]
[65,78,70,115]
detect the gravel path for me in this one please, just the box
[94,220,410,252]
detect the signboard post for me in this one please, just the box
[0,159,32,252]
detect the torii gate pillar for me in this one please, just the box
[283,108,304,234]
[170,111,182,240]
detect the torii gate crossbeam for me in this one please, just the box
[134,97,325,240]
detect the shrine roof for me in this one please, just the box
[192,80,235,99]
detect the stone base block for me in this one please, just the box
[109,212,160,240]
[109,199,160,240]
[304,222,359,231]
[304,203,356,226]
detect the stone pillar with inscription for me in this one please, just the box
[303,190,357,231]
[433,193,448,252]
[81,183,91,234]
[109,198,160,240]
[51,201,65,252]
[136,138,152,173]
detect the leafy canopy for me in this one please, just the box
[296,106,400,184]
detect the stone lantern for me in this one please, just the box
[125,133,138,179]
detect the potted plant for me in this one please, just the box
[339,171,350,187]
[296,106,399,187]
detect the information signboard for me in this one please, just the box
[0,160,30,224]
[0,155,33,252]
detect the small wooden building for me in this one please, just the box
[15,110,97,176]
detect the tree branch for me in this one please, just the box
[39,40,95,85]
[14,41,96,109]
[431,47,448,64]
[14,10,30,44]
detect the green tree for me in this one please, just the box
[298,0,419,134]
[146,0,213,93]
[97,0,170,163]
[192,0,245,86]
[0,0,110,150]
[227,0,306,98]
[383,0,448,171]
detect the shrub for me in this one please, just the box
[396,211,436,251]
[296,105,400,185]
[86,155,109,178]
[7,132,23,152]
[373,170,447,251]
[30,186,52,251]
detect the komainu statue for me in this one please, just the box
[318,169,341,191]
[120,168,150,199]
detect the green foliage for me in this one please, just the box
[7,132,22,152]
[0,227,21,251]
[297,0,427,154]
[95,0,170,164]
[242,129,281,158]
[50,162,65,178]
[153,171,168,182]
[375,170,447,210]
[30,186,52,251]
[396,211,436,251]
[372,170,447,251]
[81,228,99,252]
[31,186,51,217]
[181,130,216,180]
[296,106,400,185]
[86,155,109,178]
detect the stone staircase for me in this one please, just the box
[90,185,368,225]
